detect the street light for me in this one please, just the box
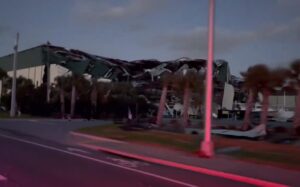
[199,0,215,157]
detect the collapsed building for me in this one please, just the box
[0,44,236,118]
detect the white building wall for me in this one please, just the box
[269,95,296,110]
[49,64,70,83]
[7,64,69,87]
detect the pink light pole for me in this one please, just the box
[199,0,215,157]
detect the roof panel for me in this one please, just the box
[0,46,44,71]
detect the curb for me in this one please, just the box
[70,131,126,144]
[79,142,287,187]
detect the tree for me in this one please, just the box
[90,78,98,118]
[241,66,259,130]
[15,76,35,113]
[55,76,69,118]
[243,65,288,130]
[173,70,202,128]
[108,82,137,118]
[289,60,300,130]
[0,68,8,103]
[1,76,41,115]
[156,72,172,126]
[30,83,53,116]
[260,68,288,128]
[70,79,76,118]
[69,74,90,118]
[245,65,272,130]
[0,68,8,80]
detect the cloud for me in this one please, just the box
[146,17,300,58]
[257,17,300,41]
[72,0,168,23]
[147,26,253,58]
[277,0,300,7]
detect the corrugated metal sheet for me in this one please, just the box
[0,45,111,78]
[0,45,44,71]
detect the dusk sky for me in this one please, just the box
[0,0,300,76]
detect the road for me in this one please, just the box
[0,119,112,144]
[0,119,254,187]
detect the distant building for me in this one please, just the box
[269,90,297,111]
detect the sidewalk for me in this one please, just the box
[70,131,300,187]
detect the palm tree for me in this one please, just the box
[70,77,76,118]
[0,68,7,80]
[247,65,272,129]
[90,78,98,118]
[16,77,35,114]
[241,65,280,130]
[245,65,288,129]
[156,72,172,126]
[0,68,8,101]
[182,71,201,127]
[55,76,68,118]
[261,68,288,127]
[289,60,300,129]
[109,82,137,118]
[173,70,200,128]
[70,74,90,118]
[241,66,259,130]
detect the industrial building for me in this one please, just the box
[0,43,252,118]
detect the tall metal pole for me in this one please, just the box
[199,0,215,157]
[10,32,19,117]
[46,41,51,103]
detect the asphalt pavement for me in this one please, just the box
[0,119,111,144]
[0,119,255,187]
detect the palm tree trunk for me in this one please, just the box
[260,89,270,127]
[60,88,65,119]
[294,89,300,128]
[70,85,76,118]
[183,85,191,127]
[242,89,254,130]
[156,84,168,126]
[91,84,98,118]
[91,86,97,107]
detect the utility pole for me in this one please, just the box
[10,32,19,117]
[199,0,215,157]
[46,41,51,103]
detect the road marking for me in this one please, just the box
[67,147,90,154]
[108,158,139,168]
[106,157,149,168]
[0,133,197,187]
[0,174,7,181]
[70,131,126,144]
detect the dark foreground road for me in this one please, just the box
[0,120,253,187]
